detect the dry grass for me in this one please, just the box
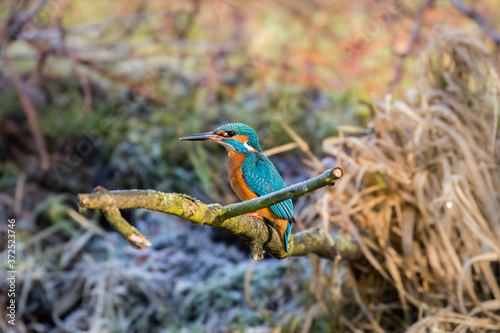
[315,30,500,331]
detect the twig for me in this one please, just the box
[221,168,344,219]
[451,0,500,45]
[347,266,385,333]
[5,56,51,171]
[69,57,93,112]
[83,64,167,105]
[278,119,323,168]
[14,172,26,215]
[78,168,361,261]
[262,142,299,157]
[6,0,55,41]
[244,260,257,309]
[387,0,435,92]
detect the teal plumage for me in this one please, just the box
[241,152,294,252]
[213,123,262,152]
[240,153,293,219]
[180,123,294,252]
[213,123,293,218]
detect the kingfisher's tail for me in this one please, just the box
[276,217,294,252]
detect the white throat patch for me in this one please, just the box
[243,142,258,153]
[219,141,236,151]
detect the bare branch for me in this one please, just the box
[6,0,55,41]
[387,0,435,92]
[5,56,51,171]
[451,0,500,45]
[78,167,361,261]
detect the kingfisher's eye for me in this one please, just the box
[226,131,236,137]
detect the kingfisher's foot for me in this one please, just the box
[246,212,264,220]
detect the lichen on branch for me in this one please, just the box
[78,167,360,260]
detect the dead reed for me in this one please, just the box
[318,30,500,331]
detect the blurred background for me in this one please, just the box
[1,0,500,332]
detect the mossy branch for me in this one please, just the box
[78,167,361,260]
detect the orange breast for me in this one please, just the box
[227,151,278,221]
[227,151,256,201]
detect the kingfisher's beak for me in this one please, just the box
[179,132,223,142]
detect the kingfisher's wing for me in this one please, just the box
[241,153,293,219]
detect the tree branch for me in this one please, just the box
[451,0,500,45]
[78,167,361,260]
[387,0,435,92]
[5,55,51,171]
[6,0,55,41]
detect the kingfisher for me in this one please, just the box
[180,123,294,252]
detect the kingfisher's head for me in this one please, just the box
[180,123,262,153]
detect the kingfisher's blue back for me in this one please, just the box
[241,153,293,219]
[180,123,294,252]
[241,153,294,251]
